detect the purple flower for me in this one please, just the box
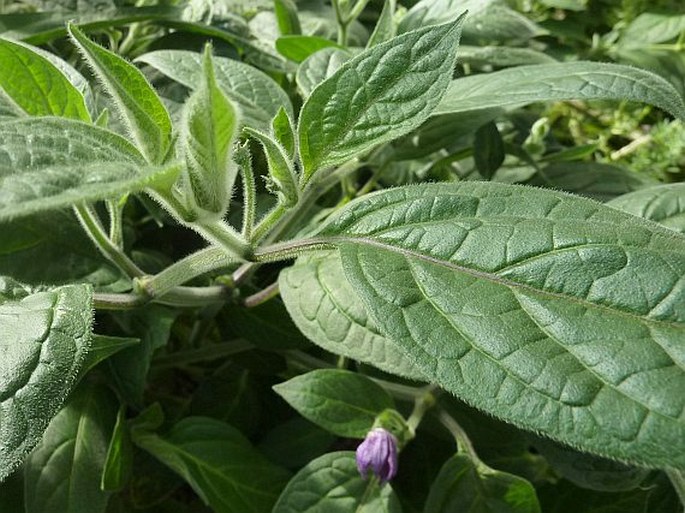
[356,428,398,483]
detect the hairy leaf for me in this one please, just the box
[0,37,90,121]
[608,184,685,233]
[272,451,401,513]
[0,277,93,480]
[244,127,298,207]
[434,62,685,120]
[0,117,178,221]
[273,369,394,438]
[133,416,291,513]
[298,16,465,180]
[136,49,293,131]
[24,385,118,513]
[68,23,172,164]
[279,252,424,380]
[425,454,540,513]
[295,47,351,98]
[310,182,685,469]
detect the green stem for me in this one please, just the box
[106,197,125,249]
[332,0,349,45]
[371,379,427,402]
[238,144,257,240]
[437,410,480,462]
[405,388,436,435]
[194,219,251,260]
[93,284,231,310]
[74,203,145,278]
[347,0,371,24]
[136,247,238,299]
[243,281,279,308]
[666,469,685,511]
[252,203,287,244]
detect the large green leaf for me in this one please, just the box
[0,277,93,480]
[308,181,685,469]
[272,451,402,513]
[424,454,540,513]
[0,37,90,121]
[133,416,291,513]
[273,369,394,438]
[434,62,685,120]
[68,23,172,164]
[24,385,118,513]
[0,117,178,221]
[607,183,685,233]
[279,251,424,380]
[135,50,293,131]
[297,16,465,180]
[0,210,124,288]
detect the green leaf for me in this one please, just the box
[295,47,351,98]
[177,46,240,219]
[474,121,504,179]
[133,416,291,513]
[106,305,177,408]
[397,0,491,34]
[424,454,541,513]
[275,35,339,63]
[24,385,118,513]
[279,251,424,380]
[80,335,139,377]
[367,0,396,48]
[298,16,465,180]
[0,37,90,121]
[67,23,172,164]
[434,62,685,120]
[272,451,402,513]
[313,181,685,469]
[0,117,179,221]
[457,45,557,68]
[271,106,296,159]
[0,210,124,288]
[0,277,93,480]
[607,183,685,233]
[619,12,685,48]
[273,369,395,438]
[135,49,293,131]
[526,162,656,202]
[101,406,134,492]
[532,437,648,492]
[244,127,298,207]
[274,0,301,36]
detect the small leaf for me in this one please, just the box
[244,127,298,207]
[0,118,179,221]
[101,406,134,492]
[367,0,396,48]
[526,162,655,202]
[620,12,685,48]
[474,121,504,179]
[136,49,293,131]
[0,278,93,480]
[434,62,685,120]
[275,35,340,63]
[24,385,118,513]
[273,369,394,438]
[295,47,351,98]
[272,451,402,513]
[79,335,139,378]
[424,454,541,513]
[271,106,295,159]
[68,23,172,164]
[608,183,685,233]
[314,181,685,469]
[298,15,465,180]
[279,251,424,380]
[274,0,301,36]
[177,45,240,219]
[0,37,90,121]
[133,416,291,513]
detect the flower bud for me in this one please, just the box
[356,428,398,483]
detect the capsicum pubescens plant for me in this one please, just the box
[0,3,684,512]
